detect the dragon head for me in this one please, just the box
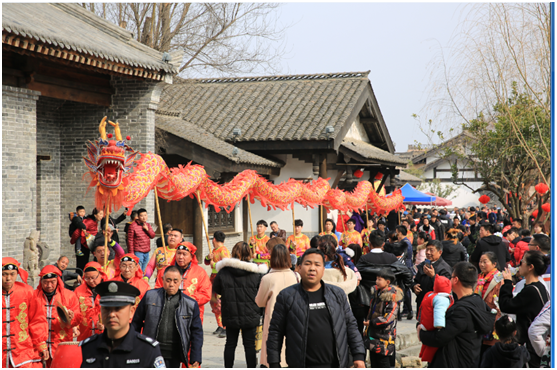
[84,117,136,190]
[97,140,126,188]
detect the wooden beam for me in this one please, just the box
[376,171,389,193]
[32,73,114,95]
[242,198,249,242]
[332,170,345,189]
[193,197,203,256]
[26,80,111,106]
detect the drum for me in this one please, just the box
[51,341,82,368]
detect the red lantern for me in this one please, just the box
[542,203,551,213]
[535,183,549,195]
[353,169,364,179]
[532,209,539,218]
[375,172,383,180]
[479,195,490,204]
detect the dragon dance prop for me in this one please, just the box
[84,118,405,217]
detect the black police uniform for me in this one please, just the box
[80,326,165,368]
[80,280,165,368]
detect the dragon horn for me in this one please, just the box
[99,116,107,140]
[108,120,123,141]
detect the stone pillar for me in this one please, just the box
[2,86,40,261]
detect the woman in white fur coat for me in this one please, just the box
[213,241,268,368]
[255,244,300,368]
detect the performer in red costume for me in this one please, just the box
[157,242,211,322]
[34,265,81,367]
[73,262,106,341]
[111,253,150,310]
[2,258,48,368]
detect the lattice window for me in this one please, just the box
[207,205,235,232]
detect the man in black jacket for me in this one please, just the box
[412,240,452,310]
[353,231,412,338]
[267,248,365,368]
[132,266,203,368]
[469,223,511,271]
[430,214,445,242]
[419,262,496,367]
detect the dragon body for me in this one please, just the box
[84,118,405,215]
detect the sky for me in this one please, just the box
[274,3,463,152]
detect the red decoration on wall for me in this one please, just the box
[126,135,131,140]
[535,183,549,195]
[479,195,490,204]
[375,172,383,180]
[354,169,364,179]
[542,203,551,213]
[532,209,539,218]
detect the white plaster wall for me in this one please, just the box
[250,154,320,234]
[345,116,371,143]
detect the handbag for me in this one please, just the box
[255,316,263,352]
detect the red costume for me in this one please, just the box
[157,242,212,322]
[110,254,150,308]
[34,265,81,367]
[74,262,106,341]
[417,276,454,363]
[2,258,47,368]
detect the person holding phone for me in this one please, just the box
[412,240,452,310]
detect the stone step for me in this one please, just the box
[396,330,421,351]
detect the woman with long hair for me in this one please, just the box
[475,251,503,358]
[414,232,429,270]
[440,228,467,268]
[533,222,547,235]
[499,250,550,367]
[255,244,299,367]
[212,242,268,368]
[317,240,357,297]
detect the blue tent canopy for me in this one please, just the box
[399,183,436,203]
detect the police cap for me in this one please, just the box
[94,281,140,307]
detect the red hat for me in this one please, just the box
[2,257,28,284]
[170,242,198,266]
[83,261,108,282]
[36,265,66,304]
[116,253,143,279]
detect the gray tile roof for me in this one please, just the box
[2,3,176,74]
[156,114,282,168]
[157,72,371,142]
[396,170,423,183]
[340,138,407,166]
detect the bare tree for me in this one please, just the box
[82,3,288,77]
[412,3,550,220]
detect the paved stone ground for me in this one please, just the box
[154,263,420,368]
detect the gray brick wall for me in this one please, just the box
[36,97,62,265]
[55,77,165,264]
[2,86,40,261]
[2,76,165,267]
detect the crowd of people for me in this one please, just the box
[1,203,551,368]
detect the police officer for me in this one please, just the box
[80,281,166,368]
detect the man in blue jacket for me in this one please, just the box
[132,265,203,368]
